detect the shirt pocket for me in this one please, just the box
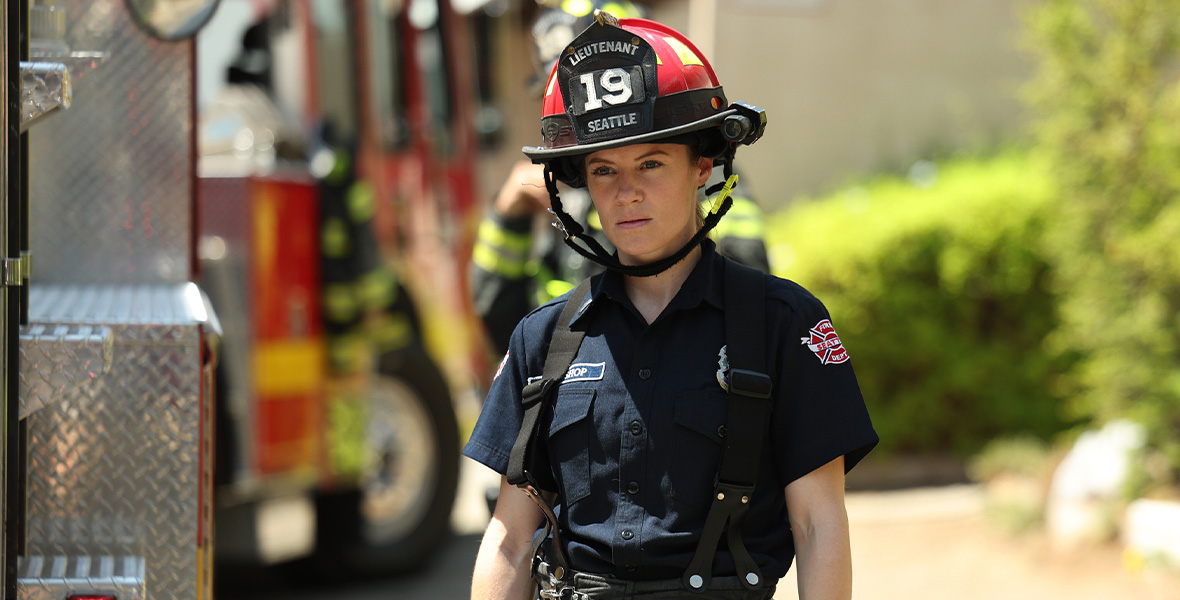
[669,390,728,510]
[547,388,596,506]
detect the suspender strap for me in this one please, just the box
[507,278,592,488]
[505,278,593,580]
[684,259,772,593]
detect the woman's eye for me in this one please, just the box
[641,160,662,169]
[591,166,614,176]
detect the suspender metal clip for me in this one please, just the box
[728,369,772,399]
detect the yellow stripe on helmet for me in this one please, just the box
[663,36,703,67]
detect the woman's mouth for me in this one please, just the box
[617,217,650,230]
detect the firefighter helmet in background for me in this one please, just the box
[530,0,646,93]
[522,13,768,277]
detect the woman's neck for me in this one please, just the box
[623,245,702,324]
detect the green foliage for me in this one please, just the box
[767,152,1072,456]
[1024,0,1180,479]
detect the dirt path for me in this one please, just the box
[775,485,1180,600]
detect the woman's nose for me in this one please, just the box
[616,172,642,204]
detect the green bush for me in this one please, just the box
[1024,0,1180,480]
[766,152,1073,456]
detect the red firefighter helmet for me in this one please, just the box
[523,14,765,187]
[525,13,767,277]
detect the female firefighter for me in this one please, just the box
[463,14,878,600]
[470,0,771,359]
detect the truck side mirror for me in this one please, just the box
[125,0,221,41]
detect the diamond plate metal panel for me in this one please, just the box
[28,0,193,284]
[18,323,112,419]
[23,284,214,600]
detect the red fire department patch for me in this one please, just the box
[801,319,849,365]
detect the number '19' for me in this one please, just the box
[579,68,633,112]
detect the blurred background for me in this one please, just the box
[14,0,1180,598]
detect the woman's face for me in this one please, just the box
[584,143,712,266]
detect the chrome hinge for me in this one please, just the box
[3,255,27,286]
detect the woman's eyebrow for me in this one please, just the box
[636,150,671,160]
[587,149,671,167]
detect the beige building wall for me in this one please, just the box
[477,0,1034,211]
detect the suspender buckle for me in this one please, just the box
[521,378,555,408]
[728,369,772,399]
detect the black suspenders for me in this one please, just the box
[684,259,771,593]
[506,278,593,579]
[505,260,772,592]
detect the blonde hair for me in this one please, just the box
[691,148,707,229]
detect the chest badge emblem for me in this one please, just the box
[801,319,850,365]
[716,345,730,391]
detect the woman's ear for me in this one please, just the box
[696,157,714,188]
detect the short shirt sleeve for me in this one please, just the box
[771,286,878,486]
[463,317,536,474]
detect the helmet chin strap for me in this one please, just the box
[543,146,739,278]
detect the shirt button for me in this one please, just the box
[639,368,652,380]
[629,420,643,435]
[621,530,634,540]
[717,425,727,438]
[626,565,637,573]
[627,481,640,494]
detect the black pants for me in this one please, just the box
[534,561,777,600]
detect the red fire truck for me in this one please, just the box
[4,0,487,597]
[197,0,488,582]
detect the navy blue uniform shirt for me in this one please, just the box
[464,240,878,581]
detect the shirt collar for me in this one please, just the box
[574,239,724,326]
[672,239,725,312]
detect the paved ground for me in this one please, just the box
[460,463,1180,600]
[800,485,1178,600]
[218,458,1180,599]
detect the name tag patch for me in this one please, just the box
[563,362,606,384]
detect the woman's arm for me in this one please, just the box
[472,476,547,600]
[784,455,852,600]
